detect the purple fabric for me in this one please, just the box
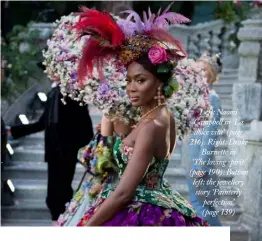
[77,200,209,226]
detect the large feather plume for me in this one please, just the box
[118,1,190,36]
[72,7,125,84]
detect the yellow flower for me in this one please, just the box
[95,145,103,155]
[75,194,83,201]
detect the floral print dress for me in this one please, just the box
[77,137,209,226]
[57,132,117,226]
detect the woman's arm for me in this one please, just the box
[85,123,156,226]
[100,115,114,136]
[113,120,132,137]
[100,115,132,137]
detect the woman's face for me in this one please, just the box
[193,60,214,85]
[126,61,160,107]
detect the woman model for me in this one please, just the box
[61,5,210,226]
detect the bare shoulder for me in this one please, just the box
[137,119,158,137]
[136,118,165,142]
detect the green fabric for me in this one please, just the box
[100,137,197,218]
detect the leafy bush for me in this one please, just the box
[1,22,51,99]
[214,1,260,51]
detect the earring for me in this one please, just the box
[154,86,165,106]
[158,86,162,106]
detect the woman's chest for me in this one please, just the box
[120,127,139,149]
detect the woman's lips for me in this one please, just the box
[130,97,139,102]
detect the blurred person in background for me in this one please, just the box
[57,115,133,226]
[184,52,223,226]
[8,62,94,225]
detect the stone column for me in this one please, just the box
[233,19,262,124]
[239,121,262,241]
[221,23,240,69]
[230,18,262,241]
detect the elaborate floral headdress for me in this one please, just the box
[199,51,222,74]
[43,8,212,137]
[42,12,140,124]
[72,3,191,85]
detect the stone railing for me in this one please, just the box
[233,18,262,123]
[169,20,239,69]
[29,22,54,49]
[29,22,54,39]
[229,17,262,241]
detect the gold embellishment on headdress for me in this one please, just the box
[119,35,158,65]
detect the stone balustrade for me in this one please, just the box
[229,16,262,241]
[233,18,262,124]
[169,20,239,68]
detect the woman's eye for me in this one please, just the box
[137,79,145,83]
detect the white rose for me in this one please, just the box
[187,97,195,106]
[179,100,187,107]
[183,109,189,116]
[84,86,93,94]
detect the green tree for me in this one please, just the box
[1,22,50,98]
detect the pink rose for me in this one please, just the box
[148,46,168,64]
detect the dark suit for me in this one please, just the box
[11,85,94,220]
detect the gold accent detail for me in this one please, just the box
[138,103,167,124]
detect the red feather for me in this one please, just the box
[77,40,97,85]
[145,29,187,57]
[73,8,125,83]
[73,8,125,46]
[77,40,118,85]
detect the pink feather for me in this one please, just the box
[148,7,152,18]
[143,11,147,24]
[144,13,156,31]
[154,12,191,29]
[120,2,191,35]
[162,1,175,14]
[120,10,144,33]
[157,8,162,17]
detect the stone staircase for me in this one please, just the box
[213,68,238,110]
[1,110,99,226]
[0,70,251,239]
